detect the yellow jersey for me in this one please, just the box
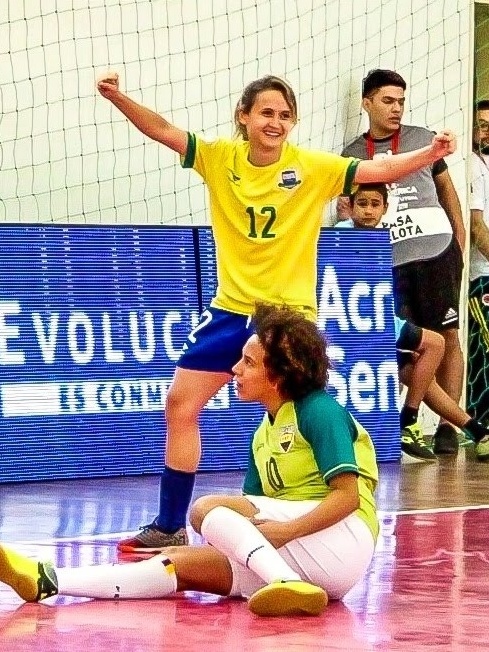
[243,390,379,541]
[183,135,359,317]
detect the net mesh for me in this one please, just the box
[0,0,470,227]
[0,0,474,435]
[467,2,489,426]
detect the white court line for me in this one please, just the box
[13,503,489,546]
[380,503,489,516]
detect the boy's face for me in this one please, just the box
[351,190,388,228]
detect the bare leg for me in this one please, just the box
[401,363,468,428]
[435,328,464,423]
[170,546,234,594]
[403,329,444,410]
[165,367,232,471]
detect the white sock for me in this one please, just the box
[201,506,301,584]
[55,554,178,599]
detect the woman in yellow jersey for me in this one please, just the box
[95,72,456,552]
[0,304,377,617]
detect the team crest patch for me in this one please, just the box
[482,294,489,306]
[278,169,301,189]
[279,424,295,452]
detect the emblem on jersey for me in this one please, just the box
[482,294,489,306]
[279,424,295,452]
[278,169,301,189]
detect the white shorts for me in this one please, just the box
[228,495,376,600]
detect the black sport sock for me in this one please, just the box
[400,405,418,429]
[462,418,488,443]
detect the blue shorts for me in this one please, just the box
[178,307,254,373]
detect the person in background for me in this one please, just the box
[339,69,465,457]
[0,304,380,616]
[341,184,488,461]
[97,70,457,551]
[468,100,489,434]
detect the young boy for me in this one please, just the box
[340,184,489,461]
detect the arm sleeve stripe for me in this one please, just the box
[343,159,360,195]
[181,132,196,168]
[323,463,359,482]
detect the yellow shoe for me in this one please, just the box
[0,544,58,602]
[248,580,328,617]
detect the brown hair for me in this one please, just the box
[233,75,298,140]
[252,303,329,400]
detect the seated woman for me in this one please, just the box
[0,303,379,617]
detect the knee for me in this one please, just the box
[189,495,222,534]
[165,385,197,423]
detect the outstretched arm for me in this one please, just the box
[354,130,457,184]
[97,72,188,155]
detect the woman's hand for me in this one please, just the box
[249,518,294,549]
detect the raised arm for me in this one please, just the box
[96,72,188,156]
[354,130,457,185]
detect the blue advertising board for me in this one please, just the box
[0,226,399,483]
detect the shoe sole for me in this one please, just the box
[0,546,38,602]
[117,539,189,554]
[117,545,169,553]
[433,448,458,455]
[248,584,327,617]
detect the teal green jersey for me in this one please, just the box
[243,390,379,540]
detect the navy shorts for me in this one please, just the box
[178,307,254,373]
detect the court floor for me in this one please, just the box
[0,446,488,651]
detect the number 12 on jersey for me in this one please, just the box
[246,206,277,239]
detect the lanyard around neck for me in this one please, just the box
[366,129,400,159]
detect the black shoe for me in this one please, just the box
[433,424,459,455]
[401,423,437,461]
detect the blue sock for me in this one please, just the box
[155,466,196,533]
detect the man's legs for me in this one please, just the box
[394,241,463,455]
[435,327,464,415]
[400,363,489,461]
[397,324,443,461]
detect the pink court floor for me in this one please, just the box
[0,451,488,651]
